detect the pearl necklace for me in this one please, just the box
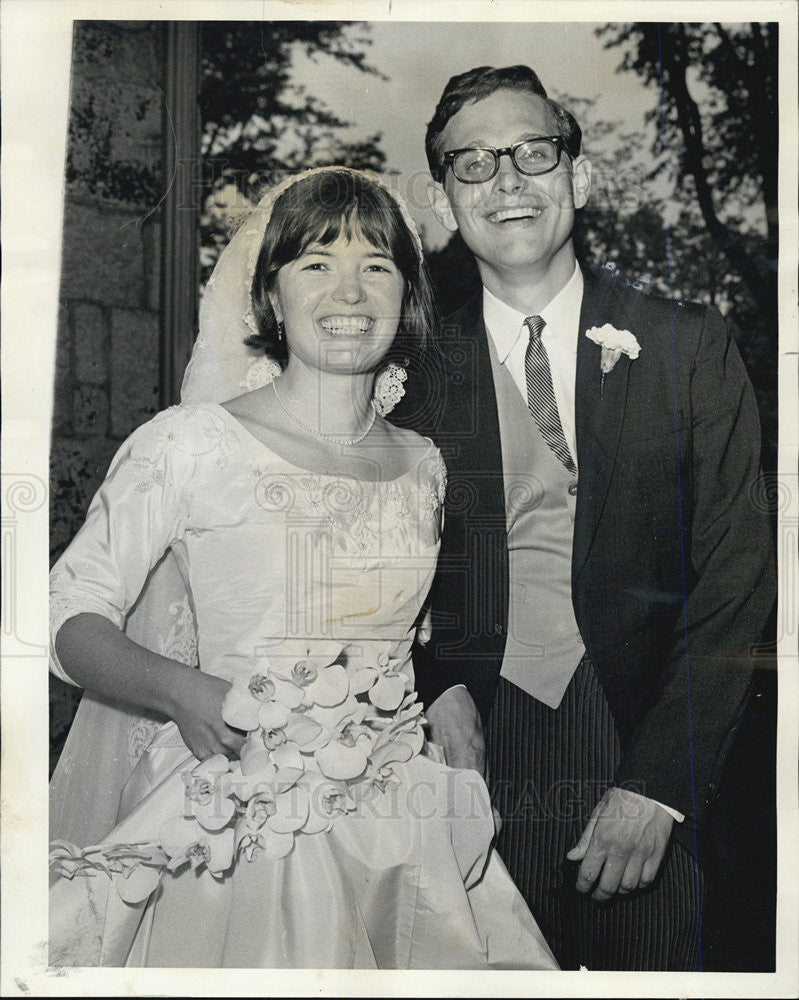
[272,380,376,445]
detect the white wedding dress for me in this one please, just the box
[49,402,557,969]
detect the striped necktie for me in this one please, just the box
[524,315,577,475]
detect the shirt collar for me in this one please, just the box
[540,264,583,356]
[482,263,584,363]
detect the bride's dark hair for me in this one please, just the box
[249,170,435,367]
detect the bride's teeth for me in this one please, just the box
[320,317,371,335]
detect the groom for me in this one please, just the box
[393,65,775,970]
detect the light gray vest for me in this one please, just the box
[487,338,585,707]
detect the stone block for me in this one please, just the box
[52,302,73,433]
[73,384,110,436]
[67,77,163,207]
[49,434,120,562]
[74,302,108,384]
[60,202,145,308]
[71,21,162,88]
[108,85,162,168]
[142,219,161,312]
[110,308,160,438]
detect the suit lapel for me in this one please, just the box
[573,267,634,578]
[436,291,509,643]
[441,291,506,485]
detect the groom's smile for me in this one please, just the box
[486,205,545,224]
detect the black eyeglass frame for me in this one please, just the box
[439,136,574,184]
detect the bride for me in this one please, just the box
[48,167,558,970]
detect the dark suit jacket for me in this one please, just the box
[392,264,775,844]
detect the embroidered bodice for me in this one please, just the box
[49,403,446,690]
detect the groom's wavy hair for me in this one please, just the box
[425,65,583,183]
[249,170,435,367]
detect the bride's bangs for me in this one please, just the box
[266,172,413,271]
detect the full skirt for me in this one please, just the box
[49,723,557,970]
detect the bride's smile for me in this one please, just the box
[318,315,373,336]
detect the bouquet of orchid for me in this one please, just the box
[50,639,426,904]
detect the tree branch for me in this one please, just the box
[659,25,774,320]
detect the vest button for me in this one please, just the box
[496,622,505,636]
[568,482,578,496]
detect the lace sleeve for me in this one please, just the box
[49,408,193,685]
[414,442,447,536]
[432,448,448,511]
[427,445,447,530]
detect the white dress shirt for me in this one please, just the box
[483,263,583,468]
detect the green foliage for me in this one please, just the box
[199,22,386,283]
[594,23,777,468]
[599,23,777,216]
[597,23,776,322]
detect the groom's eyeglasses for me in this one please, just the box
[441,137,571,185]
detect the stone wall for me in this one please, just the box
[51,21,164,565]
[50,21,166,769]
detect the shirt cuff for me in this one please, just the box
[628,789,685,823]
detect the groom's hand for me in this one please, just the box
[425,686,486,775]
[567,786,674,901]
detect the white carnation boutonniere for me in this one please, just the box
[586,324,641,396]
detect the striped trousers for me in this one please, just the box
[485,659,705,970]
